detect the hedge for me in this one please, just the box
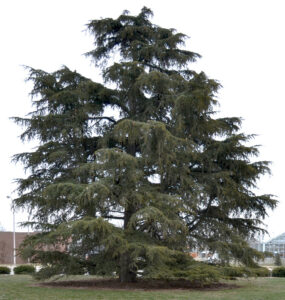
[14,265,35,275]
[0,266,10,274]
[219,266,270,278]
[272,267,285,277]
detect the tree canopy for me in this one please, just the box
[13,7,276,282]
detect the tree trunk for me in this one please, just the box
[119,251,137,282]
[119,141,137,283]
[119,206,137,282]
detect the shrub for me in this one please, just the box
[250,267,270,277]
[184,263,220,286]
[144,259,220,287]
[14,265,35,275]
[219,266,270,278]
[272,267,285,277]
[220,266,252,278]
[220,266,247,278]
[0,266,10,274]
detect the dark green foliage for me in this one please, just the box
[252,267,270,277]
[13,7,276,283]
[0,266,10,274]
[219,266,270,279]
[274,253,282,266]
[139,251,219,285]
[272,267,285,277]
[179,263,220,286]
[13,265,35,275]
[219,266,246,278]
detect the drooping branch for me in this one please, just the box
[89,116,117,123]
[101,215,124,220]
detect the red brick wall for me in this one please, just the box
[0,232,30,265]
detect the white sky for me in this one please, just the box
[0,0,284,241]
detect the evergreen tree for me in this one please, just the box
[13,7,276,282]
[275,253,282,266]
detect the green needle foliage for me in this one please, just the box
[13,7,276,283]
[275,253,282,266]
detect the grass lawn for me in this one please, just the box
[1,275,285,300]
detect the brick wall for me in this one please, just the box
[0,232,30,265]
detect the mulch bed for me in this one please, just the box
[38,278,238,291]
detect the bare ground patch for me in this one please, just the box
[36,278,239,291]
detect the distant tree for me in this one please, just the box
[0,223,5,231]
[13,7,276,282]
[275,253,282,266]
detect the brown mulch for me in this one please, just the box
[37,278,238,291]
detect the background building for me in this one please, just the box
[249,233,285,265]
[263,233,285,258]
[0,231,30,265]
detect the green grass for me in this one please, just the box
[1,275,285,299]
